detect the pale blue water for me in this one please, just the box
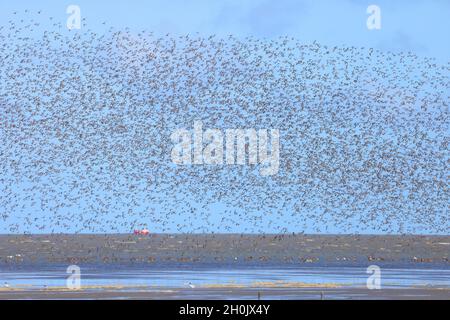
[2,266,449,290]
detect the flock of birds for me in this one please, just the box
[0,11,448,234]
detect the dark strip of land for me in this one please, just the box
[0,234,448,267]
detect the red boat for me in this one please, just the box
[133,228,150,235]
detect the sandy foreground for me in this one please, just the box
[0,234,449,299]
[1,286,449,300]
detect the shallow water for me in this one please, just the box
[2,265,449,290]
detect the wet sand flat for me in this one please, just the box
[1,286,449,300]
[0,234,449,299]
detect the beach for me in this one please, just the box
[0,234,449,299]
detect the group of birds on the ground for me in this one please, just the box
[0,10,448,234]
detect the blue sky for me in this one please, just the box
[0,0,449,62]
[0,1,448,234]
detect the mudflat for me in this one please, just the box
[0,234,448,267]
[1,234,449,299]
